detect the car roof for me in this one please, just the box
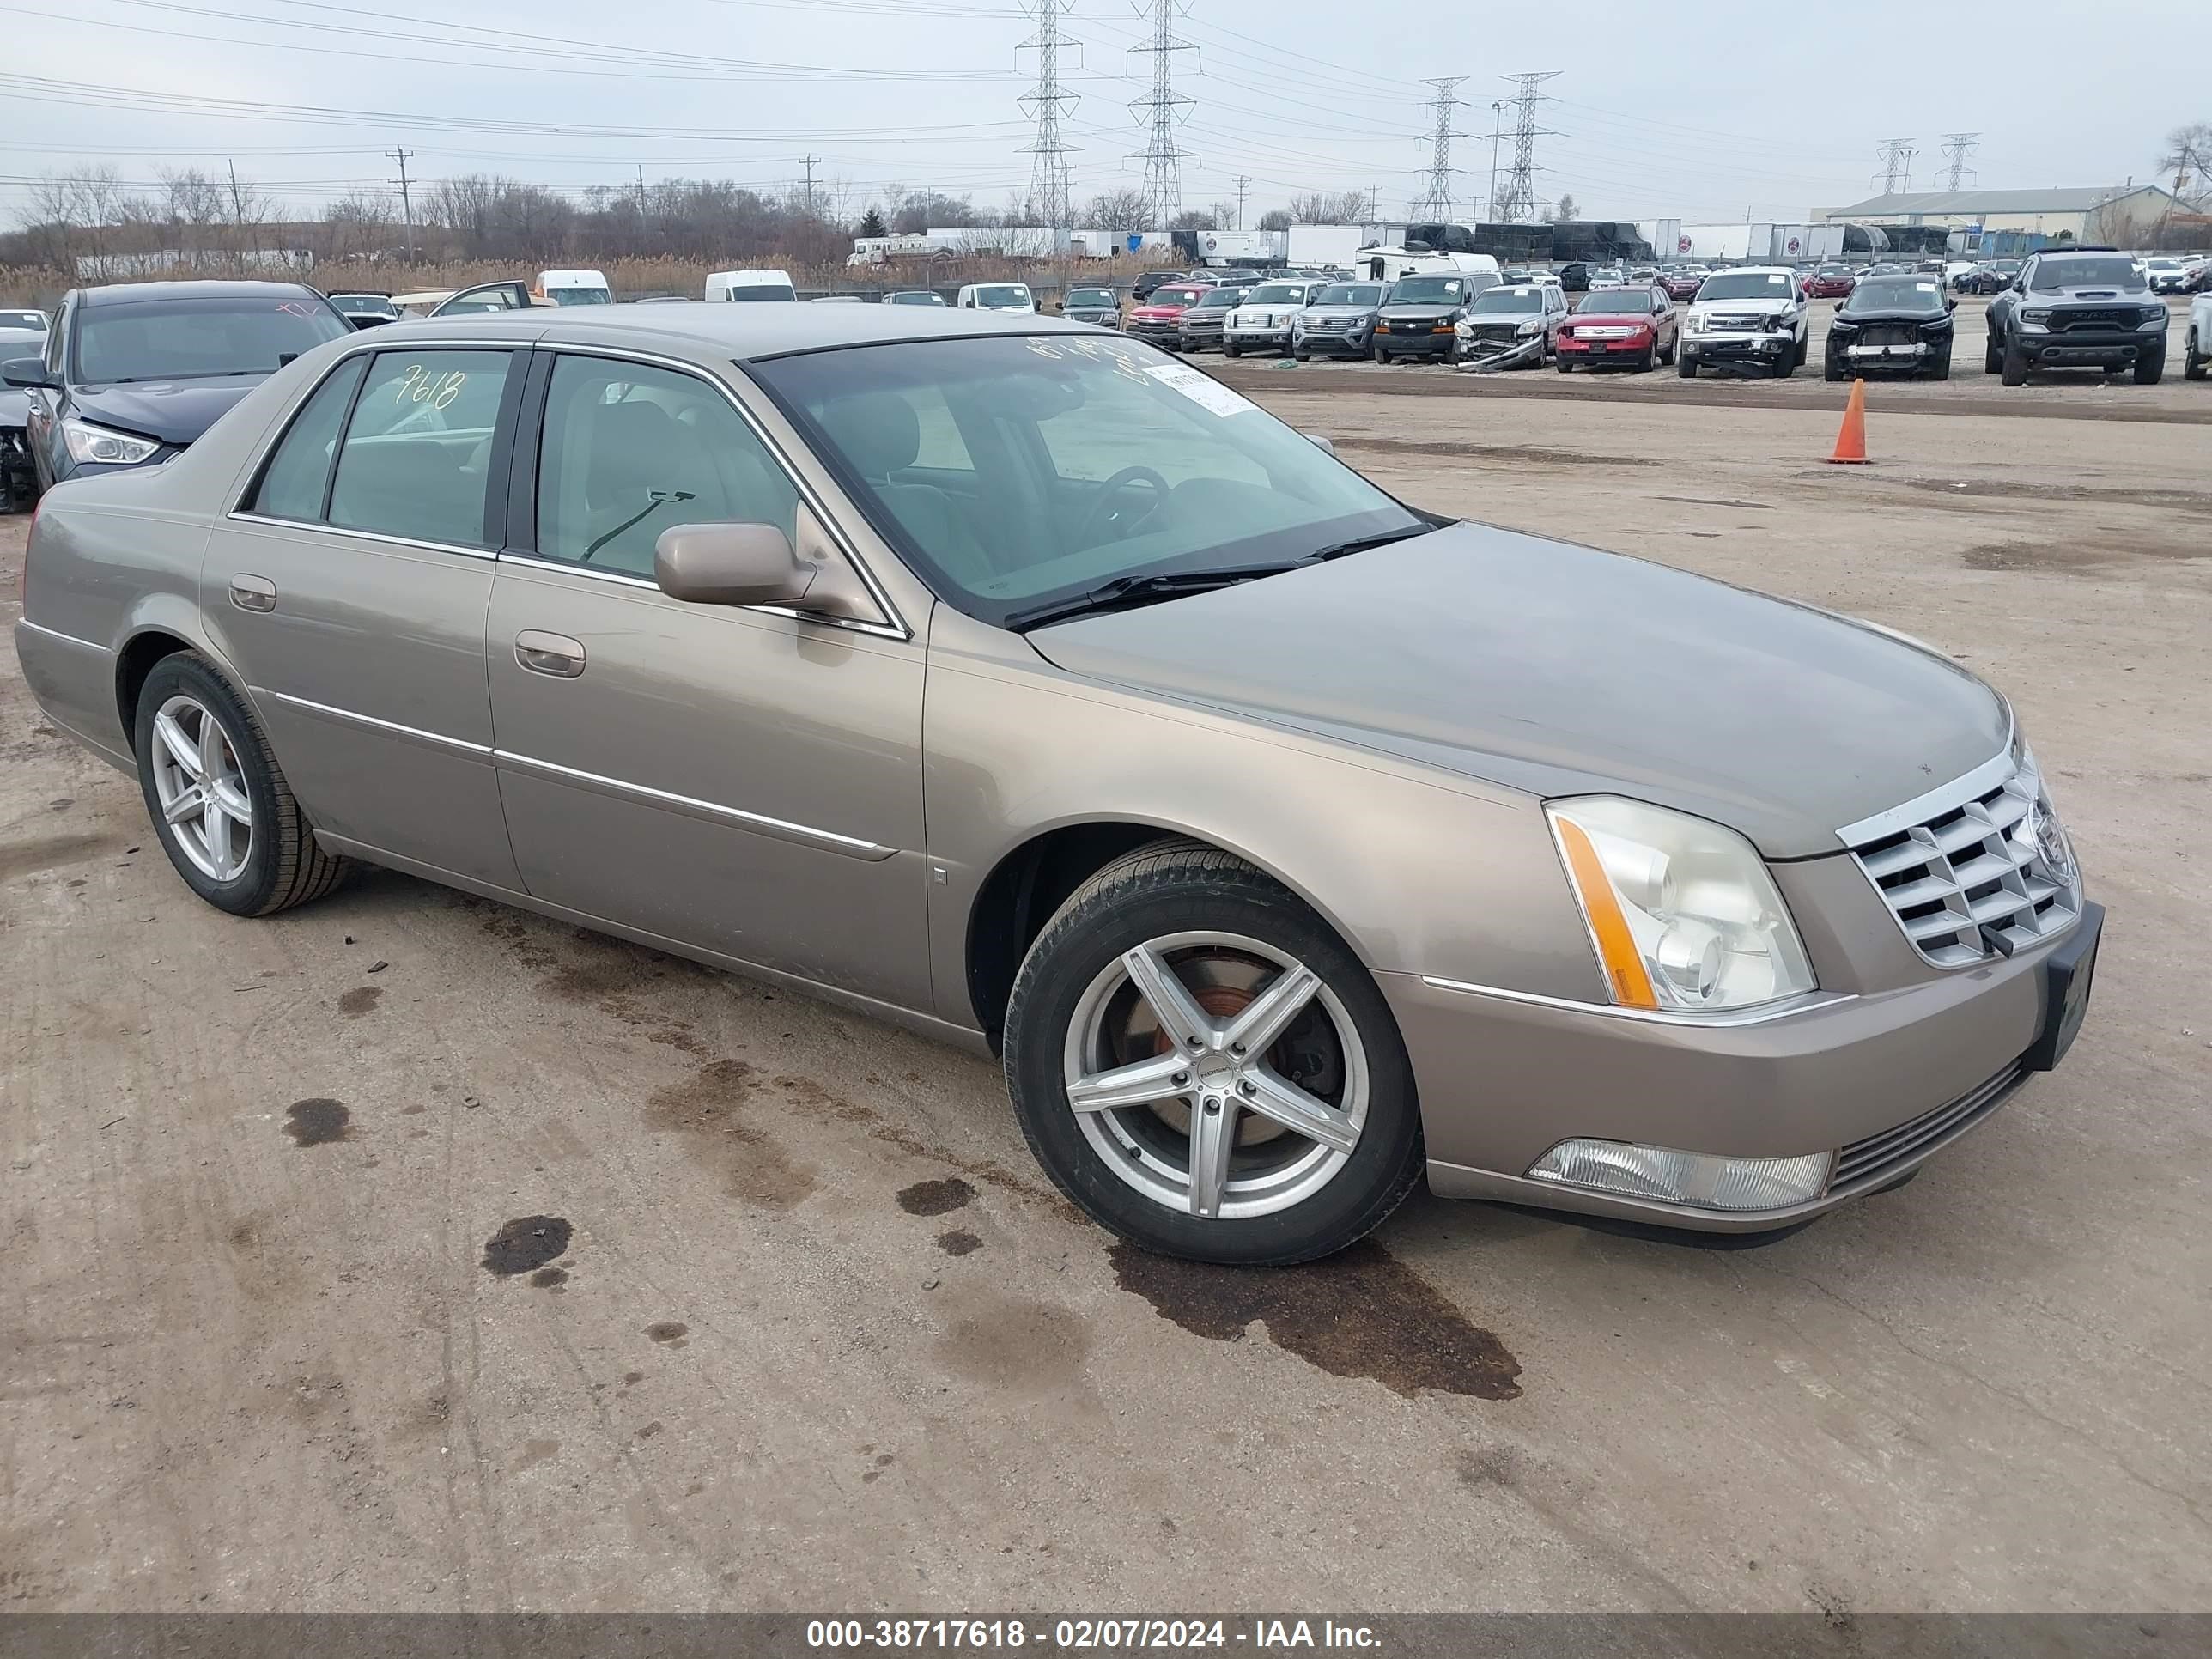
[358,303,1103,362]
[78,279,322,306]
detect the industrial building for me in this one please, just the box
[1817,185,2186,250]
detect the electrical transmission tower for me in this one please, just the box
[1127,0,1198,230]
[1412,76,1467,219]
[1938,132,1979,193]
[1875,137,1916,197]
[1018,0,1079,229]
[1495,71,1560,223]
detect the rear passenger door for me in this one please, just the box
[209,343,526,889]
[484,349,931,1009]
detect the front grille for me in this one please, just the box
[1860,323,1919,346]
[2054,307,2135,331]
[1846,752,2081,969]
[1705,313,1762,331]
[1467,323,1527,343]
[1832,1060,2023,1189]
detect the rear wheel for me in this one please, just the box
[131,652,349,918]
[1003,841,1425,1266]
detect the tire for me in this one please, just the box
[1635,348,1655,373]
[1771,348,1794,380]
[2001,337,2028,386]
[2186,330,2207,381]
[1795,331,1808,368]
[1678,354,1696,378]
[1825,357,1844,382]
[131,651,349,918]
[1556,357,1573,373]
[1985,323,2004,374]
[1443,338,1461,366]
[1292,348,1309,362]
[1002,839,1425,1267]
[1222,343,1241,359]
[1371,343,1389,363]
[1926,348,1952,381]
[1659,335,1676,366]
[2134,349,2164,386]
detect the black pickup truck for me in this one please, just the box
[1984,248,2168,385]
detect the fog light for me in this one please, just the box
[1527,1139,1832,1211]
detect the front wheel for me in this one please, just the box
[2186,329,2207,380]
[2134,349,2165,386]
[1659,335,1676,366]
[1925,348,1952,381]
[1222,343,1242,359]
[131,651,349,917]
[1825,356,1844,382]
[1002,841,1425,1266]
[1556,357,1574,374]
[2001,337,2028,386]
[1985,325,2005,374]
[1771,349,1795,380]
[1370,343,1389,364]
[1678,354,1697,378]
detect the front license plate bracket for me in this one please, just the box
[2024,901,2102,1072]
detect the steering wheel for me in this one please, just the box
[1074,465,1171,548]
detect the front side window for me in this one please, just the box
[73,295,348,385]
[327,349,515,546]
[534,355,797,579]
[250,355,369,521]
[750,334,1423,626]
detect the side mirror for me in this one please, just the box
[3,356,56,391]
[1304,433,1336,457]
[654,522,813,607]
[653,519,880,623]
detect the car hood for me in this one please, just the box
[1025,522,2009,859]
[70,376,266,447]
[1837,306,1951,325]
[1298,306,1376,323]
[1378,304,1459,322]
[2037,284,2154,303]
[1128,303,1192,321]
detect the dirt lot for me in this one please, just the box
[3,343,2208,1615]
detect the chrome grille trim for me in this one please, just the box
[1843,750,2081,969]
[1832,1060,2023,1189]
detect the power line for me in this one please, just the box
[1496,70,1560,223]
[1938,132,1979,193]
[1017,0,1078,228]
[1412,76,1466,219]
[1875,137,1916,197]
[1127,0,1197,230]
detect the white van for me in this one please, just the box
[706,269,797,303]
[536,269,611,306]
[957,283,1036,313]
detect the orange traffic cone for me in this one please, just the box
[1826,378,1869,464]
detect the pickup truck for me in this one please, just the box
[1985,248,2166,385]
[2187,293,2211,380]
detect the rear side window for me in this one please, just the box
[327,349,516,546]
[532,355,798,578]
[250,355,368,521]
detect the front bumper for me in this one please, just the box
[1123,319,1184,347]
[1224,325,1293,348]
[1371,324,1456,358]
[1682,330,1793,362]
[1455,333,1545,370]
[1558,331,1654,359]
[1295,327,1372,356]
[1178,322,1228,351]
[2017,328,2160,368]
[1385,901,2100,1232]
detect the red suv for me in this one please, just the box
[1804,265,1856,300]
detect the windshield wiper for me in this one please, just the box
[1005,563,1305,631]
[1305,522,1444,562]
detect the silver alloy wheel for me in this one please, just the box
[149,695,254,883]
[1062,931,1369,1220]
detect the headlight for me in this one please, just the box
[1516,318,1543,336]
[1829,318,1857,334]
[61,418,161,467]
[1546,796,1816,1014]
[2021,307,2051,327]
[2139,309,2167,330]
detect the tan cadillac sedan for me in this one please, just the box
[13,306,2100,1265]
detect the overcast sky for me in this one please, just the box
[3,0,2197,230]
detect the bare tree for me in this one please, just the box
[1288,191,1368,224]
[1085,189,1150,234]
[1553,192,1580,222]
[2159,121,2212,206]
[1255,208,1292,232]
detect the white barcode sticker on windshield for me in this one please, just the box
[1146,362,1257,418]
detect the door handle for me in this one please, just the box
[229,574,277,612]
[515,630,586,678]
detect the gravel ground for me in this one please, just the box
[3,339,2207,1615]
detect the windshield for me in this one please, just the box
[1066,289,1115,307]
[0,310,46,330]
[1468,289,1544,315]
[1845,277,1946,313]
[74,295,349,384]
[887,291,945,305]
[750,334,1423,629]
[976,285,1032,307]
[1696,271,1793,301]
[1387,276,1465,305]
[1575,289,1652,313]
[1243,284,1304,304]
[1818,265,1850,276]
[1312,284,1382,307]
[1149,288,1206,308]
[2029,257,2145,292]
[546,287,610,306]
[1190,289,1244,310]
